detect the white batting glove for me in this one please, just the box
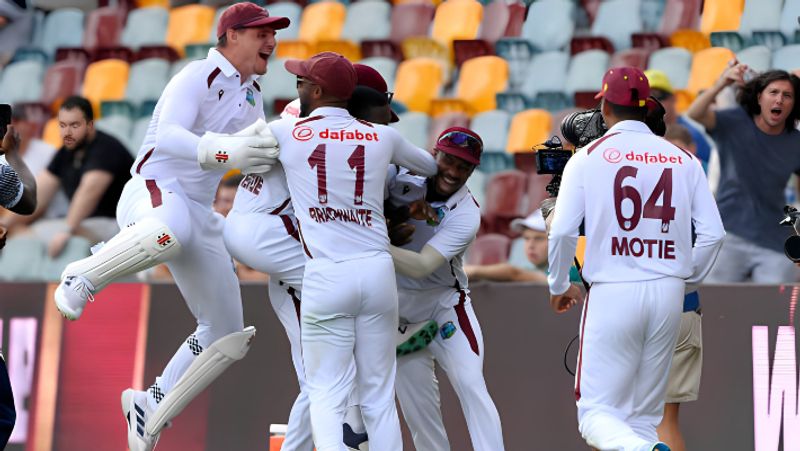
[197,119,280,173]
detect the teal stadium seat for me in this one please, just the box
[471,109,510,153]
[0,60,45,104]
[736,45,771,73]
[265,3,304,41]
[648,46,692,89]
[40,8,85,59]
[522,0,574,52]
[494,39,537,91]
[564,50,610,96]
[780,0,800,42]
[390,112,429,150]
[126,58,172,108]
[520,50,570,100]
[0,238,46,281]
[739,0,783,40]
[40,236,92,281]
[122,7,169,50]
[640,0,666,32]
[772,44,800,72]
[343,1,392,42]
[591,0,643,51]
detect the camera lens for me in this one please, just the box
[785,235,800,262]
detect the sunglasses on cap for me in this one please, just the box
[437,130,482,152]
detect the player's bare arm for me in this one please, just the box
[549,283,582,313]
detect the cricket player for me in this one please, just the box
[270,51,437,451]
[388,127,505,451]
[51,4,289,450]
[223,65,398,451]
[547,67,725,451]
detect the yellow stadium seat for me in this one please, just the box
[456,55,508,115]
[43,118,61,149]
[670,29,711,53]
[276,41,315,60]
[401,37,452,82]
[315,40,361,62]
[429,98,470,117]
[166,5,216,56]
[686,47,735,96]
[700,0,744,36]
[81,59,130,117]
[431,0,483,49]
[506,109,552,153]
[394,58,444,114]
[299,2,346,43]
[136,0,168,7]
[673,89,695,114]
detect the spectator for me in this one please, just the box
[0,0,32,67]
[687,66,800,283]
[465,209,582,283]
[213,173,243,218]
[4,96,134,257]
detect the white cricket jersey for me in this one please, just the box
[548,120,725,295]
[133,48,265,207]
[388,167,481,296]
[273,107,437,261]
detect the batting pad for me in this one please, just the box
[145,327,256,436]
[60,216,181,291]
[396,320,438,356]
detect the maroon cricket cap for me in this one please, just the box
[434,127,483,166]
[594,67,650,108]
[284,52,357,101]
[216,3,290,39]
[353,63,399,123]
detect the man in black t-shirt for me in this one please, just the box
[6,96,133,257]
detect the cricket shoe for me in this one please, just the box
[54,275,95,321]
[122,389,160,451]
[343,423,368,451]
[396,319,438,356]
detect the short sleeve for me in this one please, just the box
[46,149,67,177]
[84,134,131,174]
[426,207,480,261]
[708,107,743,141]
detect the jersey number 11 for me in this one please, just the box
[308,144,366,206]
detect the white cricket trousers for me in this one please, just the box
[118,176,244,408]
[575,277,684,451]
[395,291,505,451]
[301,253,402,451]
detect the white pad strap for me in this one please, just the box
[197,119,279,174]
[61,217,181,291]
[145,327,256,435]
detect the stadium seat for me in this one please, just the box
[455,55,508,114]
[507,237,528,268]
[81,59,130,116]
[40,8,85,59]
[429,98,470,117]
[736,45,771,74]
[686,47,735,95]
[41,60,86,113]
[299,2,346,43]
[95,114,134,152]
[652,0,696,39]
[477,0,524,45]
[125,58,171,108]
[750,31,787,51]
[427,112,470,149]
[670,29,711,53]
[40,237,92,281]
[494,92,529,115]
[122,7,169,50]
[591,0,643,51]
[100,100,135,119]
[401,37,451,80]
[10,47,49,65]
[494,38,536,91]
[32,0,96,11]
[261,58,296,115]
[466,233,511,265]
[519,51,570,100]
[529,92,573,112]
[564,49,609,96]
[526,171,552,213]
[640,0,665,32]
[466,168,487,209]
[389,2,436,46]
[42,117,61,148]
[471,109,510,153]
[83,6,123,50]
[506,109,552,153]
[569,36,615,56]
[264,2,303,40]
[394,58,444,114]
[452,39,494,68]
[478,152,514,174]
[648,46,692,89]
[166,5,216,55]
[739,0,782,39]
[699,0,745,36]
[342,1,391,42]
[609,48,651,69]
[522,0,574,52]
[314,40,361,62]
[391,111,430,149]
[780,0,800,41]
[483,169,528,234]
[135,45,180,63]
[130,117,151,155]
[135,0,168,6]
[275,41,315,60]
[431,0,483,49]
[359,56,397,90]
[710,31,745,52]
[772,44,800,72]
[0,60,45,105]
[0,238,46,282]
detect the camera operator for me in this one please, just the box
[0,123,34,448]
[687,64,800,283]
[547,67,724,451]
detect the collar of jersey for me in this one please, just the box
[207,48,260,83]
[429,182,471,211]
[308,106,351,117]
[607,120,653,134]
